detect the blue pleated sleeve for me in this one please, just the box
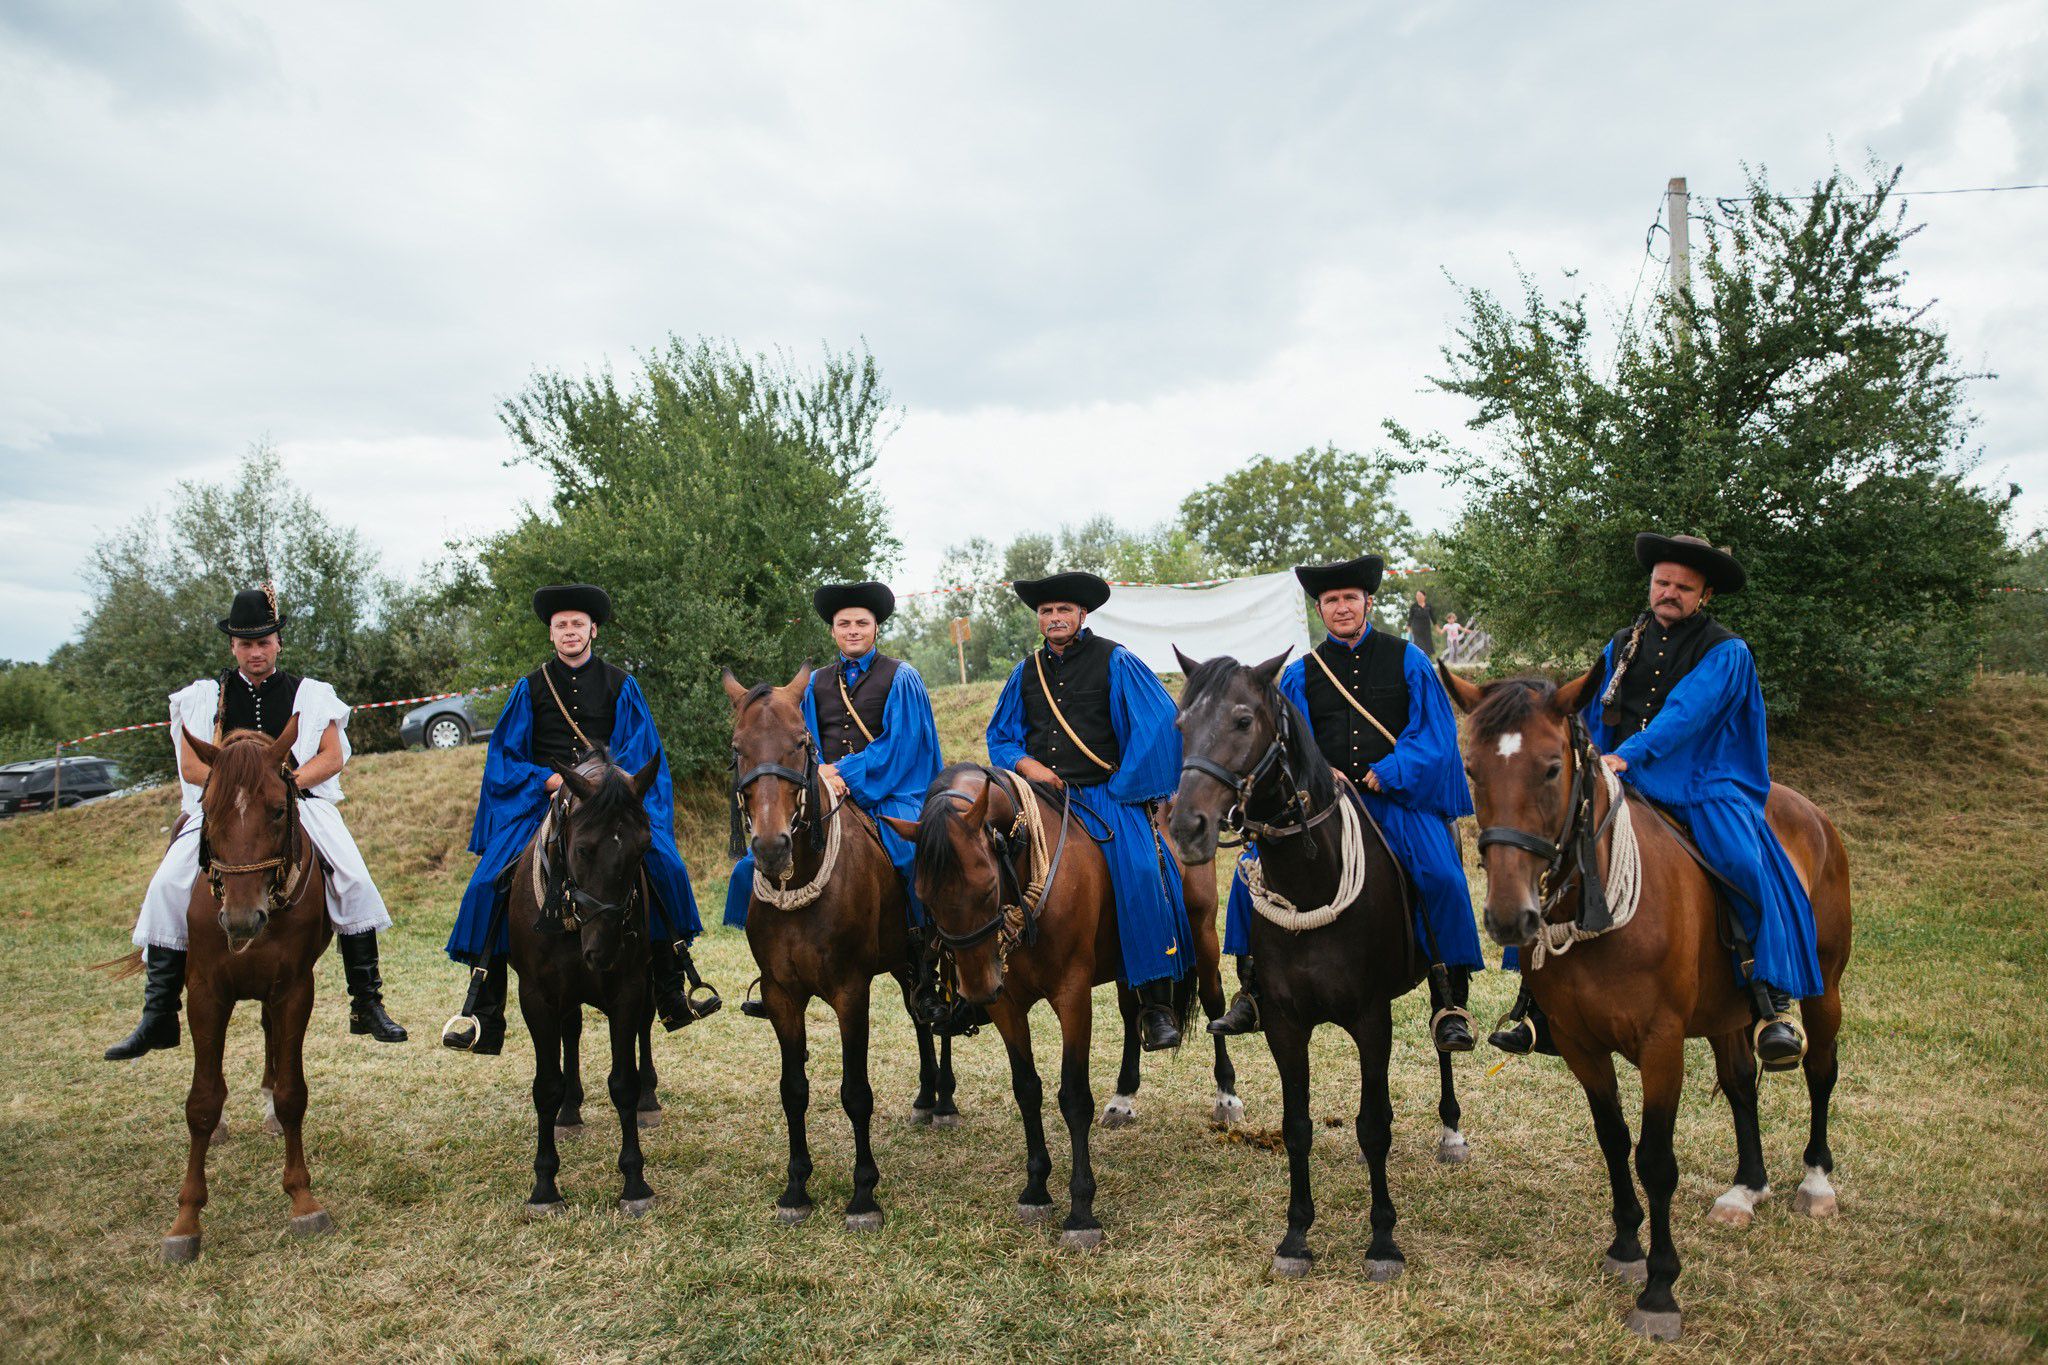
[467,678,550,857]
[984,659,1032,772]
[1367,642,1475,821]
[1584,638,1771,807]
[807,664,943,815]
[1103,646,1182,803]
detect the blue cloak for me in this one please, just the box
[723,656,944,928]
[445,674,702,963]
[987,638,1191,988]
[1224,632,1483,969]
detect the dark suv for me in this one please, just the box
[0,755,127,816]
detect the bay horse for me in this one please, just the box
[508,749,670,1217]
[162,718,333,1262]
[1166,650,1467,1282]
[723,665,961,1231]
[1444,668,1851,1342]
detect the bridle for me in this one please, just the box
[1179,686,1338,851]
[729,728,841,866]
[927,769,1072,985]
[539,787,644,935]
[1473,712,1624,928]
[197,758,309,934]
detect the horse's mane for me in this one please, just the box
[568,747,648,830]
[1181,655,1336,811]
[912,762,986,886]
[738,682,779,709]
[203,730,284,806]
[1469,677,1559,741]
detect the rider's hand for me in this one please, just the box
[1602,754,1628,774]
[819,763,848,800]
[545,773,564,792]
[1016,757,1064,790]
[1361,769,1383,793]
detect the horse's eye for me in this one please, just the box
[1545,762,1563,781]
[1233,714,1252,731]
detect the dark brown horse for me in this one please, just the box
[1167,652,1464,1282]
[724,665,961,1231]
[162,718,333,1262]
[508,749,668,1217]
[1444,668,1852,1342]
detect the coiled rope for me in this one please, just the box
[752,802,845,912]
[1528,761,1642,969]
[1242,793,1370,932]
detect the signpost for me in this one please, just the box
[949,617,971,685]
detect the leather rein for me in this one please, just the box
[1179,689,1340,853]
[1473,713,1625,931]
[928,769,1073,975]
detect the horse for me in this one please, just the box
[161,718,334,1262]
[1443,667,1852,1342]
[507,748,670,1217]
[1165,650,1468,1282]
[722,665,962,1231]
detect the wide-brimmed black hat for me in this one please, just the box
[1294,555,1385,599]
[1635,533,1745,594]
[1013,572,1111,612]
[813,581,895,626]
[218,585,286,639]
[532,583,612,626]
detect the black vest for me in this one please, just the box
[1601,611,1738,736]
[527,656,627,769]
[218,669,302,741]
[1302,632,1409,785]
[814,654,900,763]
[1020,631,1124,787]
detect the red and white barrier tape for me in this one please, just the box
[56,683,511,750]
[898,567,1439,599]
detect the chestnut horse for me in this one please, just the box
[162,718,333,1262]
[724,665,961,1231]
[1167,652,1466,1283]
[1444,669,1851,1342]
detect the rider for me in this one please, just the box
[724,580,943,1016]
[441,583,715,1053]
[1488,534,1819,1070]
[105,585,406,1059]
[985,572,1192,1052]
[1209,555,1483,1052]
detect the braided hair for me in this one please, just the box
[1598,611,1654,729]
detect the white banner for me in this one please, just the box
[1089,570,1312,675]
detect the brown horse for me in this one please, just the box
[1444,668,1851,1341]
[162,718,333,1262]
[723,665,961,1231]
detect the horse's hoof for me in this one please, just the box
[1016,1202,1057,1224]
[775,1203,812,1226]
[618,1196,656,1218]
[522,1201,568,1219]
[1601,1255,1648,1283]
[1794,1188,1838,1219]
[1707,1202,1752,1228]
[1058,1227,1104,1252]
[263,1115,284,1138]
[1625,1307,1683,1342]
[1366,1257,1405,1283]
[1270,1254,1312,1280]
[161,1233,201,1263]
[931,1112,962,1130]
[908,1106,934,1127]
[1437,1133,1471,1166]
[289,1210,333,1238]
[554,1124,585,1142]
[636,1110,662,1131]
[211,1119,228,1142]
[1100,1095,1138,1128]
[1212,1093,1246,1126]
[845,1210,885,1232]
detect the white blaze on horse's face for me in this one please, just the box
[1495,732,1524,760]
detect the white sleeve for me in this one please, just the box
[169,680,218,814]
[293,679,353,766]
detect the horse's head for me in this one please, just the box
[885,765,1009,1006]
[550,751,660,974]
[184,718,301,952]
[723,663,817,883]
[1443,664,1598,947]
[1166,646,1297,864]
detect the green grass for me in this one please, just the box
[3,676,2045,1361]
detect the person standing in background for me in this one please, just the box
[1408,589,1436,656]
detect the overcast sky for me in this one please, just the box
[3,1,2043,665]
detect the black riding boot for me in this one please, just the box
[1753,985,1806,1072]
[1487,978,1558,1057]
[1207,955,1262,1036]
[651,939,720,1031]
[441,957,507,1055]
[104,947,186,1060]
[338,932,408,1042]
[1430,964,1476,1053]
[1137,980,1182,1052]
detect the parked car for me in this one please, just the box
[0,755,126,816]
[398,695,497,751]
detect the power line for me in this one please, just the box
[1714,181,2048,210]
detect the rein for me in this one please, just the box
[929,770,1073,982]
[534,792,642,935]
[1178,696,1334,851]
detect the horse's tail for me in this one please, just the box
[89,947,146,981]
[1172,971,1200,1040]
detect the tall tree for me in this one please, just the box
[1177,443,1418,575]
[1403,165,2010,714]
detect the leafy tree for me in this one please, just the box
[1403,165,2010,714]
[1177,443,1418,575]
[1984,529,2048,674]
[469,338,898,774]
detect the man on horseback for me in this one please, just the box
[723,580,944,1016]
[442,584,715,1054]
[1488,534,1820,1070]
[105,586,406,1059]
[1211,555,1484,1053]
[985,572,1192,1051]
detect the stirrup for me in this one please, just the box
[1487,1012,1536,1056]
[687,981,723,1020]
[1751,1013,1808,1072]
[440,1012,481,1050]
[1430,1005,1476,1052]
[738,975,768,1019]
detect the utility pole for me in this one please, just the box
[1666,176,1690,295]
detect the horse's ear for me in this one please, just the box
[264,714,300,767]
[964,779,991,828]
[880,815,919,841]
[629,754,661,799]
[553,761,598,801]
[780,661,813,706]
[1440,661,1486,714]
[721,667,748,706]
[182,728,218,766]
[1172,645,1203,676]
[1249,648,1293,686]
[1553,666,1599,715]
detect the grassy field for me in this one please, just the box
[3,674,2046,1361]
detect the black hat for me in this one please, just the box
[1634,533,1745,594]
[218,585,286,639]
[532,583,613,626]
[813,581,896,626]
[1013,572,1111,612]
[1294,555,1385,599]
